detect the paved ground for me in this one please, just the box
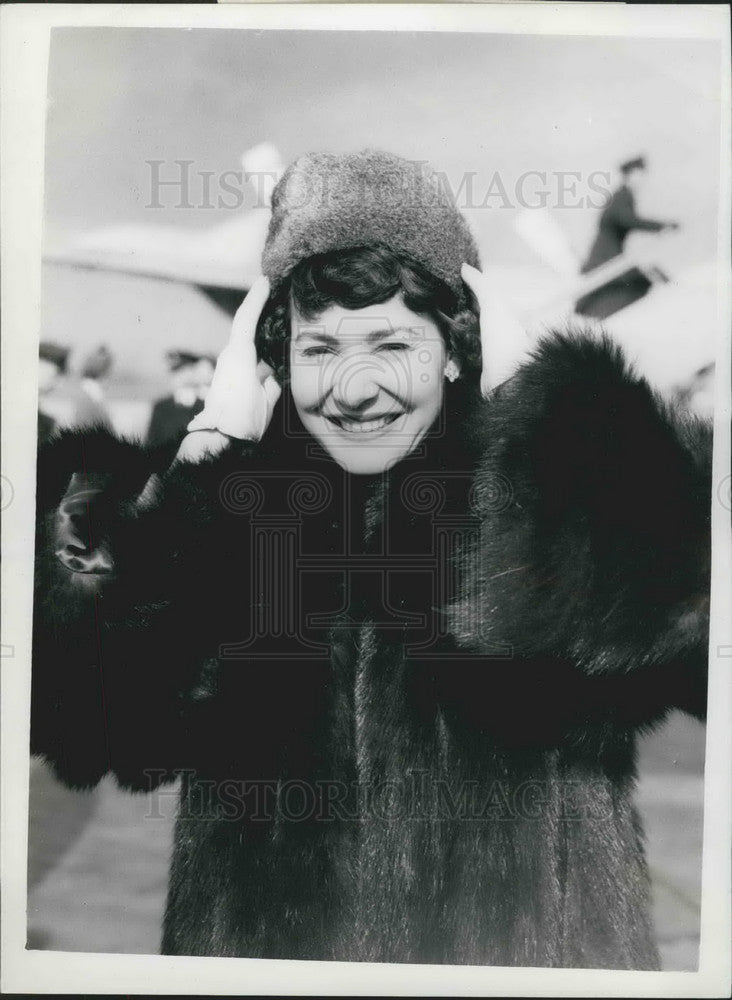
[635,712,705,971]
[26,711,705,968]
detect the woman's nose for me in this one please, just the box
[330,356,381,412]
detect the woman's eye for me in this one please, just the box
[376,342,410,352]
[301,346,334,358]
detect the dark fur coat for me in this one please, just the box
[32,332,711,968]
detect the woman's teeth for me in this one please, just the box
[329,414,400,433]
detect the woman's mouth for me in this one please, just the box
[324,412,404,434]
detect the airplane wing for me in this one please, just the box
[43,213,266,311]
[43,143,284,314]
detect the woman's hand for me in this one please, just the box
[461,263,532,396]
[177,276,282,463]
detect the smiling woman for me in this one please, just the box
[290,293,446,475]
[31,150,711,967]
[256,243,482,474]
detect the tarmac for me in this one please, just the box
[26,710,706,969]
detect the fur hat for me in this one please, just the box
[262,150,480,301]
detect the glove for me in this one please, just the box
[461,263,532,396]
[186,276,281,440]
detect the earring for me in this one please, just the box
[444,360,460,383]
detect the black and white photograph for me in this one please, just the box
[1,3,730,996]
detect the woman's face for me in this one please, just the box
[289,294,451,475]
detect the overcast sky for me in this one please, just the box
[45,28,723,269]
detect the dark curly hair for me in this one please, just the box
[255,244,481,386]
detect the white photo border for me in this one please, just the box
[1,3,730,996]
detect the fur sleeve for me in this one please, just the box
[450,331,711,715]
[32,428,258,789]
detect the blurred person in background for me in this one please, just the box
[65,345,114,431]
[146,350,216,448]
[576,156,680,320]
[37,342,69,446]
